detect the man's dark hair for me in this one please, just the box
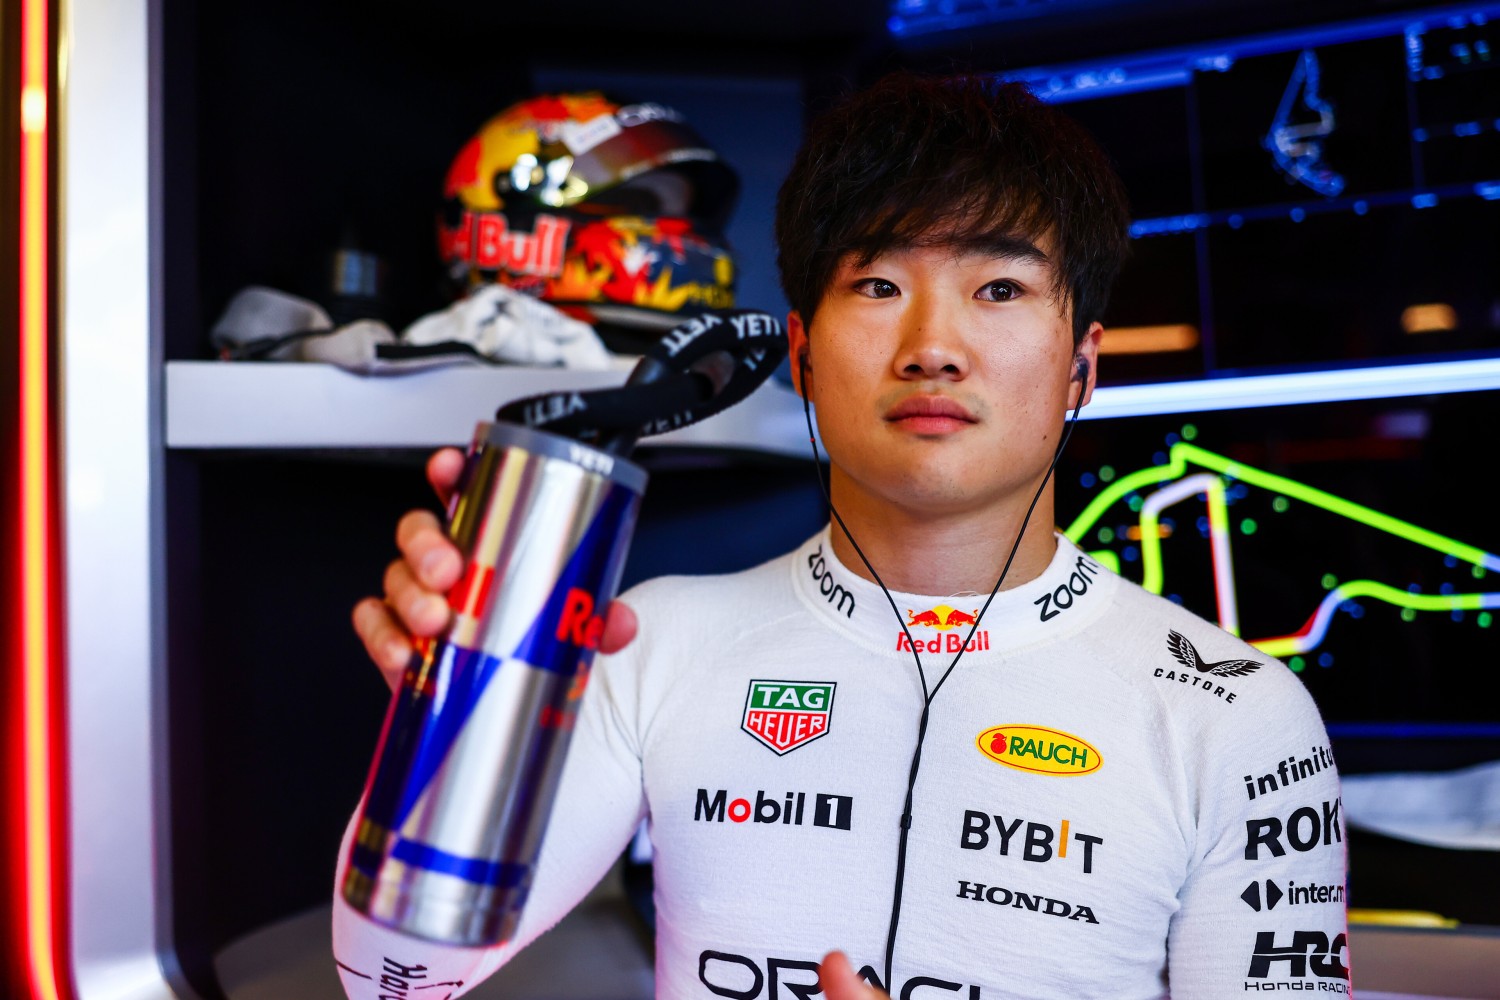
[774,70,1132,344]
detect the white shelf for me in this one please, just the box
[1081,356,1500,419]
[163,360,818,456]
[163,355,1500,453]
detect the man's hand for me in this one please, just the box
[352,447,638,692]
[819,952,891,1000]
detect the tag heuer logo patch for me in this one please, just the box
[741,680,836,755]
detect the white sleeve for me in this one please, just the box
[331,640,649,998]
[1165,679,1349,998]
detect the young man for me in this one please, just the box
[340,72,1349,999]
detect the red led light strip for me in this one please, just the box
[20,0,66,995]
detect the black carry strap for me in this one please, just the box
[494,309,788,455]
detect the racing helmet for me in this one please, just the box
[439,92,740,336]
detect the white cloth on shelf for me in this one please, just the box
[400,284,616,371]
[209,283,622,374]
[210,285,336,359]
[1341,759,1500,850]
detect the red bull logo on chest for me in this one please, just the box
[898,606,990,653]
[741,680,836,755]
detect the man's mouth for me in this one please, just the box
[884,395,978,433]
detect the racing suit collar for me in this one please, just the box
[789,525,1117,658]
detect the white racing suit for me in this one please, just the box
[333,529,1350,999]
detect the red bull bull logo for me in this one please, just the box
[441,212,572,278]
[741,680,836,756]
[898,606,989,653]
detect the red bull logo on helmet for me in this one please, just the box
[441,211,572,278]
[898,606,989,653]
[741,680,836,756]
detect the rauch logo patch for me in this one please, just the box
[976,724,1102,776]
[742,680,836,755]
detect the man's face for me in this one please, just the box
[788,242,1100,520]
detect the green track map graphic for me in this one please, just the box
[1060,438,1500,667]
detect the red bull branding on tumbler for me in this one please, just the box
[342,421,646,947]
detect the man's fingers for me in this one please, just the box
[426,447,466,507]
[383,558,453,637]
[395,508,463,592]
[819,952,888,1000]
[599,600,638,655]
[352,597,412,693]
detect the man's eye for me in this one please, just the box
[977,280,1021,302]
[854,278,899,299]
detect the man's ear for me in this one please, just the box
[1071,322,1103,410]
[787,310,811,400]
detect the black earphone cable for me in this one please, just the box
[797,352,1087,990]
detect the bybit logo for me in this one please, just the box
[960,811,1103,873]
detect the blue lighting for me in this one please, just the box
[888,0,1125,40]
[963,3,1500,103]
[1127,177,1498,239]
[1326,722,1500,738]
[1082,357,1500,420]
[1266,50,1346,198]
[1130,214,1208,237]
[1406,26,1425,77]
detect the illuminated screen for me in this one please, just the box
[1034,6,1500,386]
[1057,389,1497,728]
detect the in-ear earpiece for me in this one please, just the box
[1073,357,1090,383]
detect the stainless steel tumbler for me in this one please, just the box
[341,419,646,946]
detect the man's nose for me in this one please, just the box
[894,296,969,380]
